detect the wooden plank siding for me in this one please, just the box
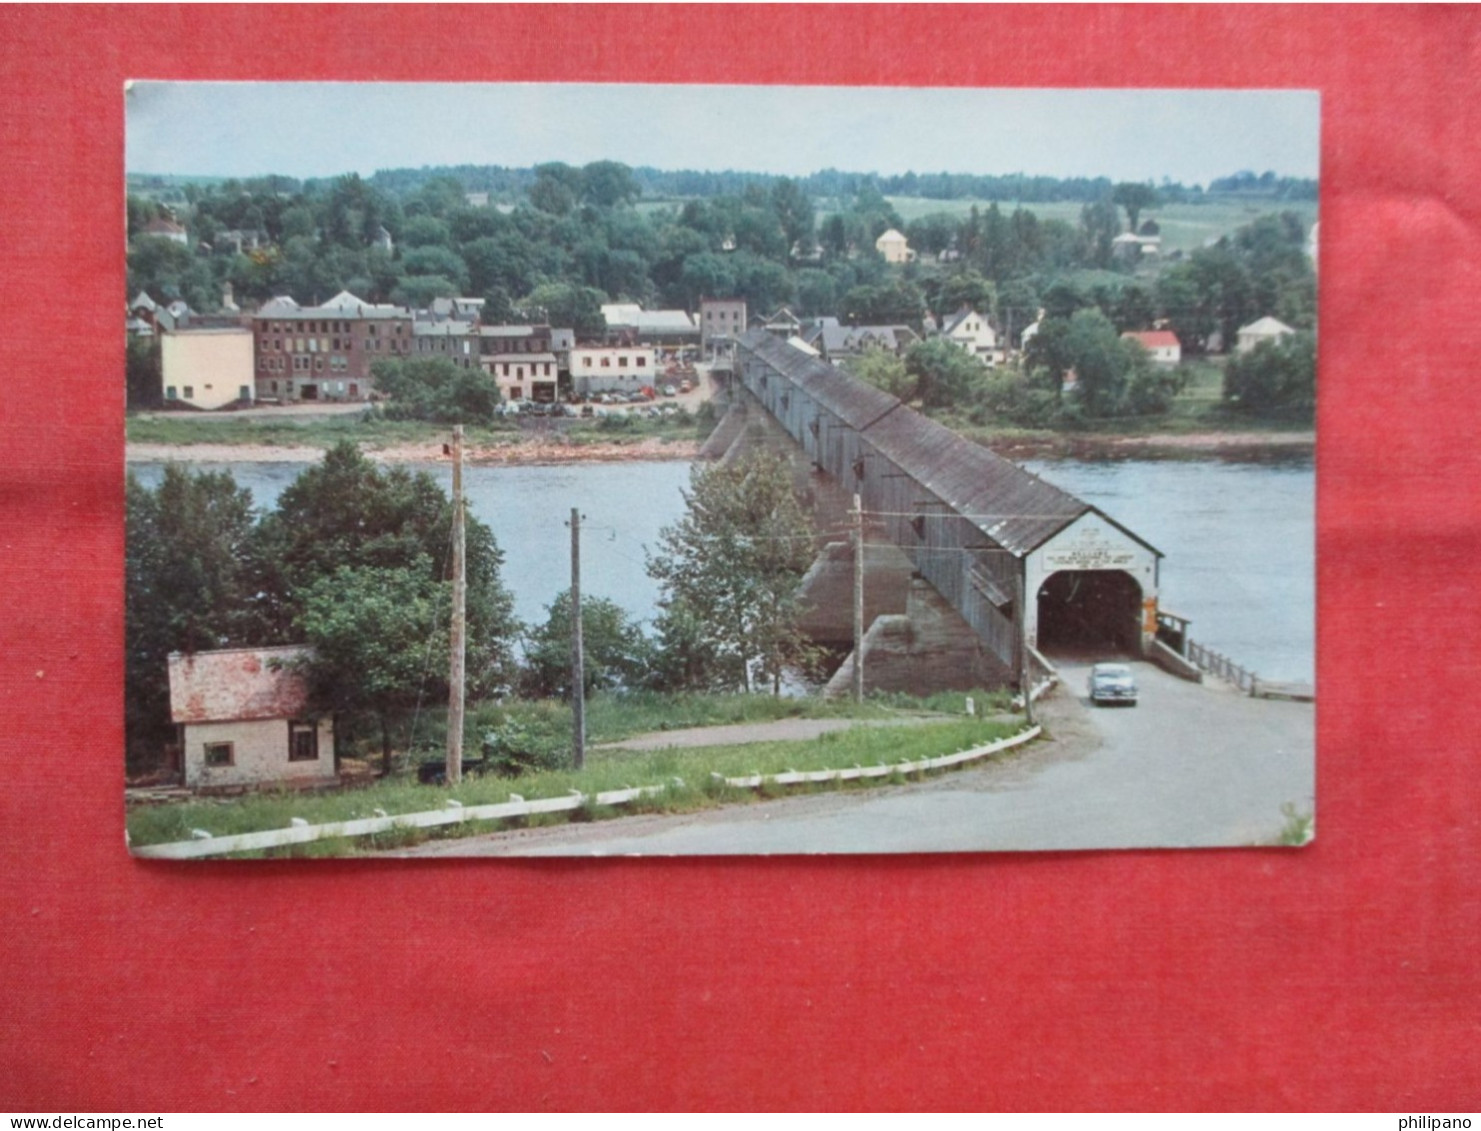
[736,330,1155,675]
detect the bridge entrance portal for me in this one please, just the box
[1036,569,1143,655]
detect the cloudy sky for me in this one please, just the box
[127,82,1319,186]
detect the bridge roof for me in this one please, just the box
[739,330,1161,559]
[859,408,1091,556]
[743,330,903,426]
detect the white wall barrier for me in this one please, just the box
[133,725,1043,860]
[714,724,1042,789]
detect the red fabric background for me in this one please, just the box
[2,4,1477,1111]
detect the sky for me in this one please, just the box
[126,82,1320,186]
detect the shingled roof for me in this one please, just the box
[168,646,311,725]
[739,330,1156,558]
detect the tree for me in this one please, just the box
[647,453,816,694]
[1223,331,1315,420]
[521,281,606,338]
[372,358,502,424]
[770,177,815,251]
[125,467,261,771]
[1079,199,1121,268]
[1023,308,1176,418]
[1112,182,1158,233]
[294,562,450,772]
[904,338,985,408]
[251,443,517,694]
[581,161,639,209]
[848,347,913,399]
[519,590,651,700]
[529,163,580,215]
[126,336,161,410]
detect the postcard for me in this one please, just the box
[123,82,1316,858]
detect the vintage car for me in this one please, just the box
[1088,662,1138,706]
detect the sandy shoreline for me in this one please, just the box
[125,436,705,466]
[125,429,1313,467]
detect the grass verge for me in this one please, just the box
[125,710,1025,855]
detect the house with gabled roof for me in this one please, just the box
[1121,330,1182,366]
[940,307,999,366]
[1236,316,1297,354]
[168,646,335,791]
[875,228,915,264]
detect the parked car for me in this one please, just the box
[1087,662,1138,706]
[661,384,677,397]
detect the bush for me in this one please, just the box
[1223,332,1315,420]
[474,702,574,776]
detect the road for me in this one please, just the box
[385,660,1315,857]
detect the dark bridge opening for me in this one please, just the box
[1037,570,1142,656]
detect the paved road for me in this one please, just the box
[388,660,1314,857]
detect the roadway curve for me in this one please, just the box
[387,660,1315,857]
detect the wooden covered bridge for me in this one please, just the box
[715,329,1167,695]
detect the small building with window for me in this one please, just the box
[168,646,335,792]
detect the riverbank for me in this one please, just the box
[125,435,704,466]
[985,429,1314,463]
[125,428,1311,466]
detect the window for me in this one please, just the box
[182,386,194,399]
[204,741,234,767]
[618,356,628,368]
[636,357,647,367]
[165,386,177,400]
[601,357,611,368]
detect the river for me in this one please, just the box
[129,454,1314,683]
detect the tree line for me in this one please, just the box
[127,444,816,777]
[127,160,1314,343]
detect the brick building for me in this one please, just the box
[252,290,413,402]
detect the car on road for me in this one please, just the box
[1088,662,1138,706]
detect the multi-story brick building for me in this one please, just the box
[252,290,412,402]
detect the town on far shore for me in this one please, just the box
[124,155,1316,858]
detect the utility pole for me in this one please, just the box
[446,425,466,785]
[569,507,585,770]
[1016,564,1034,727]
[852,493,865,703]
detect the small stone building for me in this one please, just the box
[168,646,335,791]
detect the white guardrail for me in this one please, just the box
[132,725,1043,860]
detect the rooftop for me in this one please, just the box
[167,646,311,725]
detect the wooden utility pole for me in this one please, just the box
[1016,565,1034,727]
[446,425,466,785]
[852,493,865,703]
[570,507,586,770]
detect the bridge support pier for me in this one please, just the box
[797,540,915,646]
[822,578,1014,699]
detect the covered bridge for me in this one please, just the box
[735,330,1162,676]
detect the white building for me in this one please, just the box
[940,308,999,365]
[875,228,915,264]
[1121,330,1182,366]
[1236,316,1297,354]
[570,346,658,395]
[162,327,255,410]
[168,646,335,792]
